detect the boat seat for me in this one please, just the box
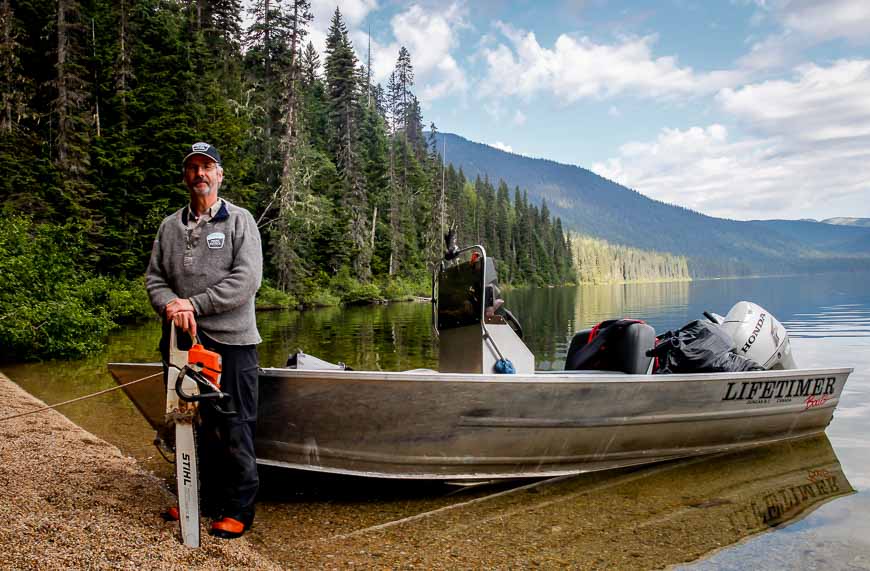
[564,320,656,374]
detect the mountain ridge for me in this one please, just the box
[432,132,870,277]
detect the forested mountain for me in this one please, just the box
[432,133,870,277]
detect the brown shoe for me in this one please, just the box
[210,517,248,539]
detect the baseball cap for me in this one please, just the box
[182,142,221,166]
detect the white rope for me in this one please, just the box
[0,371,162,423]
[319,455,716,543]
[320,474,573,542]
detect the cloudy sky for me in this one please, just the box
[302,0,870,221]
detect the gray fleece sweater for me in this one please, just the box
[146,199,263,345]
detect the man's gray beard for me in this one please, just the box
[193,182,219,196]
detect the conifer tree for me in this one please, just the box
[53,0,96,219]
[325,8,370,280]
[300,40,319,86]
[245,0,291,178]
[0,0,28,134]
[0,0,42,217]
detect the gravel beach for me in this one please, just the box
[0,372,280,570]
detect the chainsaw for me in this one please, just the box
[165,326,235,548]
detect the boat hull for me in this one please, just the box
[108,365,852,480]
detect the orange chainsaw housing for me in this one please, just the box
[188,344,222,386]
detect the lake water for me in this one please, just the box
[5,272,870,568]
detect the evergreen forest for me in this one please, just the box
[0,0,575,359]
[571,235,690,284]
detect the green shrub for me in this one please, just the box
[381,276,430,301]
[0,216,152,361]
[256,281,298,309]
[381,277,413,301]
[326,268,384,305]
[341,281,382,304]
[325,268,356,298]
[78,275,154,323]
[300,287,341,308]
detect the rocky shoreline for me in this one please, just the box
[0,372,279,570]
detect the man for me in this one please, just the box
[146,141,263,539]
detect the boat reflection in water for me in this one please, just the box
[249,434,853,569]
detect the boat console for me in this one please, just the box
[433,245,534,374]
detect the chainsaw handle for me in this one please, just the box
[208,399,237,417]
[175,367,237,416]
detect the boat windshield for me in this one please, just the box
[437,257,484,330]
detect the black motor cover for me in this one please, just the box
[652,320,763,374]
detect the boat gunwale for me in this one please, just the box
[256,365,853,385]
[108,363,853,386]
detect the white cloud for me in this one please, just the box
[491,141,513,153]
[718,60,870,143]
[512,110,526,126]
[737,31,802,72]
[477,23,742,103]
[350,31,399,84]
[308,0,380,60]
[773,0,870,44]
[304,2,466,102]
[311,0,378,30]
[591,60,870,220]
[390,4,468,100]
[481,100,506,122]
[741,0,870,72]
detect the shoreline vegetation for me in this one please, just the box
[0,212,791,364]
[7,211,847,364]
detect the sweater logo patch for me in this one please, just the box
[206,232,225,249]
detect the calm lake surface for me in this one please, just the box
[6,272,870,568]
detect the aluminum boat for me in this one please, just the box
[109,243,852,480]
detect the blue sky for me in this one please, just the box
[302,0,870,221]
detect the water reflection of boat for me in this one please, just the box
[490,434,854,569]
[109,243,853,480]
[218,434,856,569]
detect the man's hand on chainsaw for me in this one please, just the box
[165,298,195,319]
[165,298,197,338]
[171,309,197,338]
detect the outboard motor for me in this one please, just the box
[720,301,796,370]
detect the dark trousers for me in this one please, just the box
[161,326,259,526]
